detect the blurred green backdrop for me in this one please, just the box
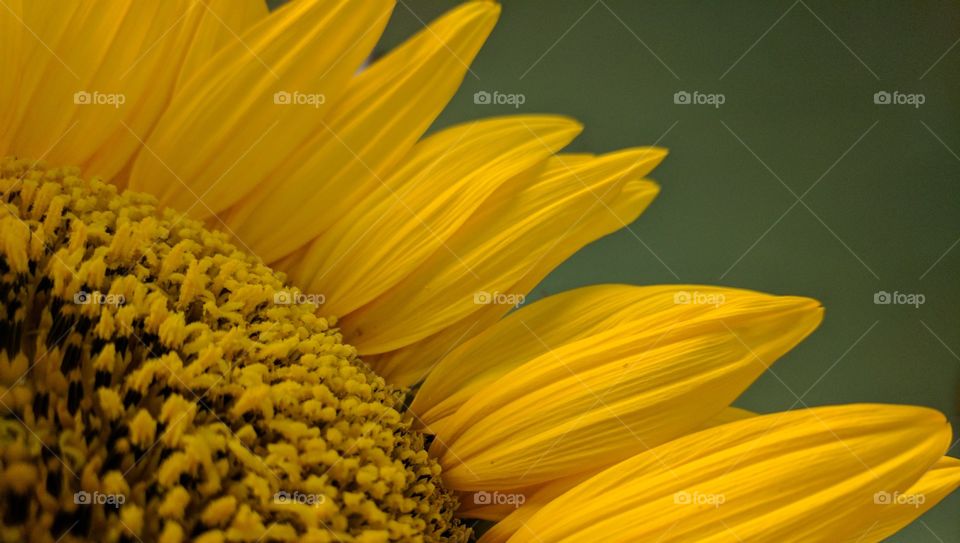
[305,1,960,539]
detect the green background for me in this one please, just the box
[371,1,960,540]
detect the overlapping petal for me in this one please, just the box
[456,407,760,525]
[130,0,394,216]
[426,286,821,489]
[366,162,662,386]
[507,404,951,542]
[225,1,501,262]
[412,286,777,430]
[288,115,582,316]
[841,456,960,542]
[341,149,666,359]
[174,0,268,91]
[1,0,260,182]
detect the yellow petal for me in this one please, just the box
[224,1,501,262]
[3,0,197,181]
[2,0,85,154]
[432,288,822,490]
[287,115,581,316]
[411,286,788,431]
[174,0,268,91]
[130,0,393,216]
[373,178,660,387]
[369,171,661,387]
[461,406,761,536]
[341,149,666,357]
[0,0,24,149]
[510,404,951,542]
[88,0,267,184]
[841,456,960,543]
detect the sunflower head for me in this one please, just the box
[0,158,467,542]
[2,0,958,541]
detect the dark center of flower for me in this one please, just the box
[0,158,468,542]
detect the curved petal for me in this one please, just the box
[174,0,268,91]
[289,115,582,316]
[1,0,199,181]
[842,456,960,543]
[509,404,951,542]
[341,149,666,357]
[413,286,772,430]
[130,0,393,216]
[430,288,822,490]
[368,169,661,387]
[0,0,24,150]
[224,1,501,262]
[460,407,760,530]
[88,0,268,183]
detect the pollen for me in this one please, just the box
[0,158,468,542]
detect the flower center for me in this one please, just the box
[0,158,468,542]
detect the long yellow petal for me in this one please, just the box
[287,115,581,316]
[2,0,86,155]
[3,0,198,181]
[341,149,666,357]
[841,456,960,543]
[87,0,267,184]
[510,404,951,543]
[224,1,501,262]
[461,408,759,532]
[368,170,660,387]
[432,288,822,490]
[0,0,24,150]
[173,0,268,91]
[130,0,392,216]
[411,286,788,431]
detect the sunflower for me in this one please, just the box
[0,1,955,542]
